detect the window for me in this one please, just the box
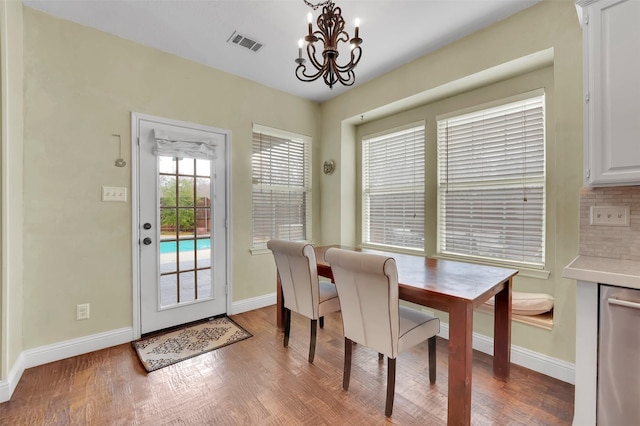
[437,93,545,267]
[362,124,425,250]
[252,124,311,250]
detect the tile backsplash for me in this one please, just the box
[579,186,640,261]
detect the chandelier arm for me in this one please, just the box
[329,58,353,86]
[296,60,331,82]
[334,47,362,73]
[305,39,326,70]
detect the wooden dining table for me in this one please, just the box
[275,245,519,426]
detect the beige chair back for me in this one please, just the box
[267,240,320,320]
[325,248,400,359]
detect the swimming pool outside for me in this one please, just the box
[160,238,211,254]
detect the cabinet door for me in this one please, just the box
[585,0,640,186]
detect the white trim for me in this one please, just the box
[131,112,232,340]
[0,296,574,402]
[0,352,24,403]
[0,328,132,402]
[229,293,276,315]
[437,322,575,384]
[23,327,134,369]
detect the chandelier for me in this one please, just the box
[295,0,363,89]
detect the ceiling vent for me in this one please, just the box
[227,31,263,53]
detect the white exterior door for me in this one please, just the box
[134,114,229,334]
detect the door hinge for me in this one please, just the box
[585,91,590,103]
[585,13,589,25]
[586,169,591,179]
[137,137,140,145]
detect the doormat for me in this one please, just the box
[132,316,252,372]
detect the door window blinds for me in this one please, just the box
[437,94,545,267]
[252,126,311,249]
[362,124,425,250]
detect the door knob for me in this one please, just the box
[143,237,152,245]
[143,223,152,230]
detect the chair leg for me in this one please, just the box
[319,316,324,329]
[378,352,384,361]
[343,337,353,390]
[283,308,291,348]
[309,319,318,363]
[428,336,436,384]
[385,357,397,417]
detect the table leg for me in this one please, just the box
[276,272,284,330]
[447,302,474,426]
[493,278,512,380]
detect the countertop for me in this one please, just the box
[563,255,640,289]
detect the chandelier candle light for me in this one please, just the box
[295,0,362,89]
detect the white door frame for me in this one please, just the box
[131,112,232,339]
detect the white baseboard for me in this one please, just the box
[229,292,276,315]
[0,352,25,403]
[1,298,575,404]
[438,322,575,384]
[0,327,133,403]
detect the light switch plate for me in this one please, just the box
[102,186,127,202]
[590,205,630,226]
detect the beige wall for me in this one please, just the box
[318,0,583,362]
[7,0,582,370]
[21,7,320,349]
[0,0,24,379]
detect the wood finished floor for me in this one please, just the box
[0,306,574,425]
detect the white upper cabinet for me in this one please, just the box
[578,0,640,186]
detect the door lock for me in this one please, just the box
[143,237,152,245]
[143,223,152,230]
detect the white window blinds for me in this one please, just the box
[437,94,545,267]
[362,124,425,250]
[252,125,311,249]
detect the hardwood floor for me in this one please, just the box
[0,306,574,425]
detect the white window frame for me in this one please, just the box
[436,91,546,268]
[362,122,425,252]
[251,124,312,252]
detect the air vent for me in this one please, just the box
[227,31,263,53]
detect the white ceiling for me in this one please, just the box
[22,0,541,103]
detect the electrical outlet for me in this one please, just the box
[77,303,90,320]
[590,206,630,226]
[101,186,127,202]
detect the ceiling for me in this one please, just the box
[22,0,541,103]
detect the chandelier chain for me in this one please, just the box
[303,0,332,11]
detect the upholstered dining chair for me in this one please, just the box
[267,240,341,363]
[325,248,440,417]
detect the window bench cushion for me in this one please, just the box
[484,291,554,316]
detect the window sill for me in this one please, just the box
[431,254,551,280]
[476,304,554,330]
[250,248,272,255]
[359,243,425,257]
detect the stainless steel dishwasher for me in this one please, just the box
[598,284,640,424]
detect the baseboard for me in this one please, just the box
[1,299,574,404]
[0,327,134,403]
[229,292,276,315]
[0,352,25,403]
[438,322,575,384]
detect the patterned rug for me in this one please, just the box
[132,316,252,372]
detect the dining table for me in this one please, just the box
[275,245,519,426]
